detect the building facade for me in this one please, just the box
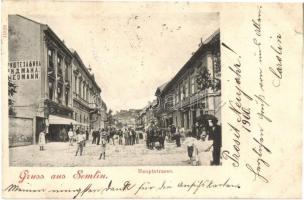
[136,100,158,131]
[71,50,106,131]
[8,15,106,146]
[155,30,221,132]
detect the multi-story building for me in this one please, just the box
[155,29,221,132]
[8,15,106,146]
[136,100,158,131]
[71,50,106,131]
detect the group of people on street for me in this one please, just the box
[143,117,222,166]
[37,116,221,166]
[73,127,141,160]
[146,122,166,150]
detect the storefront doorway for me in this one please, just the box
[48,125,71,142]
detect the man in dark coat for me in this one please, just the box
[96,128,101,145]
[92,130,97,144]
[170,125,176,140]
[159,128,166,149]
[85,129,89,141]
[208,118,222,165]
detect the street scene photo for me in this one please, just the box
[8,8,221,167]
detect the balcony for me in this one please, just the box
[73,92,89,108]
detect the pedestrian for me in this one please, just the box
[135,131,139,144]
[85,129,89,141]
[106,128,110,143]
[110,128,115,145]
[99,129,107,160]
[82,129,86,147]
[159,128,166,149]
[175,127,181,147]
[124,129,129,145]
[92,129,97,144]
[127,128,131,145]
[68,128,74,146]
[205,118,222,165]
[118,130,123,145]
[96,128,101,145]
[196,130,213,166]
[171,125,176,141]
[130,129,134,145]
[75,131,84,156]
[146,129,150,148]
[184,132,195,163]
[38,129,46,151]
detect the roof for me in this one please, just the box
[70,49,101,92]
[161,29,220,94]
[155,81,169,96]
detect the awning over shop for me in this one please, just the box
[48,115,78,125]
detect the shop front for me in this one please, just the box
[47,115,78,142]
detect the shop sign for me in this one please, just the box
[8,60,41,81]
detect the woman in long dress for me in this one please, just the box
[39,129,46,151]
[196,127,213,165]
[99,130,107,160]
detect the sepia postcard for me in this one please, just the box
[1,1,303,199]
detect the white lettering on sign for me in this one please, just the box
[8,60,41,81]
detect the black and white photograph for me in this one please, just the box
[3,1,303,200]
[8,7,221,167]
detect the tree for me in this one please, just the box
[196,66,221,92]
[8,76,17,116]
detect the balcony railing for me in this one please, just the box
[73,92,89,107]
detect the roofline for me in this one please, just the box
[161,29,220,94]
[72,51,101,92]
[15,14,45,26]
[43,25,73,58]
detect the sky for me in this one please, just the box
[5,1,219,113]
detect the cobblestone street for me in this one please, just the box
[9,139,210,167]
